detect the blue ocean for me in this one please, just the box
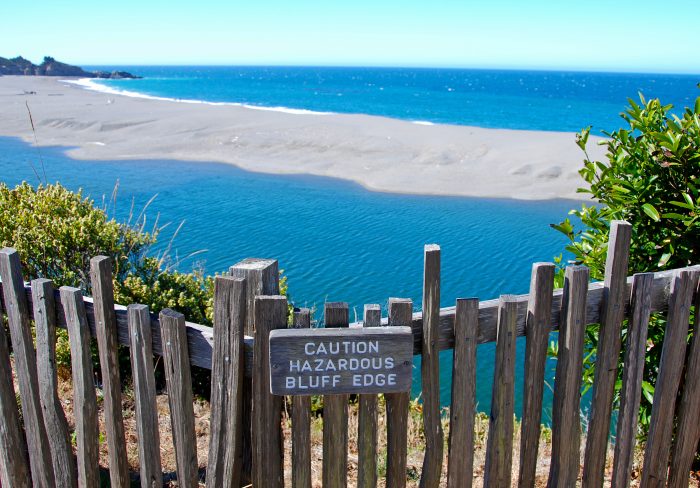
[86,66,699,132]
[2,67,698,416]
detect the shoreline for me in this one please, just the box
[0,76,606,200]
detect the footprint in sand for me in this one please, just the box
[536,166,562,179]
[509,164,533,175]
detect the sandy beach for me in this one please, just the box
[0,76,605,200]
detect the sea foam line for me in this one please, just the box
[60,78,333,116]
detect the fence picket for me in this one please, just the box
[668,279,700,488]
[610,273,654,488]
[323,301,350,488]
[251,295,287,488]
[90,256,129,488]
[547,265,589,487]
[447,298,478,488]
[127,304,162,488]
[484,296,518,488]
[386,298,412,488]
[358,304,381,488]
[291,308,312,488]
[230,258,280,485]
[61,286,100,488]
[640,269,699,487]
[583,221,632,487]
[518,263,555,488]
[32,279,77,488]
[0,272,31,487]
[0,249,55,487]
[207,277,246,488]
[160,308,199,487]
[420,244,444,488]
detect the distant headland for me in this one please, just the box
[0,56,140,79]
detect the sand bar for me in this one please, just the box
[0,76,606,200]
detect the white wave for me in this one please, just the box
[412,120,435,126]
[60,78,332,116]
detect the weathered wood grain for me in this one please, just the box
[583,221,631,488]
[206,277,246,488]
[547,265,589,488]
[610,274,654,488]
[251,295,287,488]
[0,274,31,488]
[518,263,554,488]
[0,249,55,487]
[668,279,700,488]
[291,308,312,488]
[160,309,198,487]
[447,298,478,488]
[484,296,517,488]
[358,304,381,488]
[61,286,100,488]
[323,301,350,488]
[230,257,279,485]
[269,327,413,395]
[219,281,248,487]
[0,265,693,374]
[420,244,443,488]
[127,304,162,488]
[32,279,77,488]
[386,298,412,488]
[90,256,129,488]
[640,269,699,488]
[229,259,280,336]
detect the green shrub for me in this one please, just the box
[551,92,699,433]
[0,182,286,395]
[0,182,154,289]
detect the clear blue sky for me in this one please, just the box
[2,0,699,73]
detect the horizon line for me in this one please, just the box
[17,57,700,77]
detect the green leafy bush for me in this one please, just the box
[0,182,154,289]
[1,183,234,391]
[551,92,699,432]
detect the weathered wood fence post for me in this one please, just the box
[640,269,699,487]
[230,258,279,486]
[251,295,287,488]
[547,265,589,487]
[160,308,199,486]
[207,276,247,488]
[33,278,77,488]
[484,296,517,488]
[90,256,129,488]
[0,260,31,487]
[0,248,55,487]
[447,297,478,488]
[127,304,162,488]
[61,286,100,488]
[583,221,631,488]
[518,262,554,488]
[322,301,350,488]
[611,273,654,488]
[358,303,381,488]
[420,244,443,488]
[291,308,312,488]
[386,298,412,488]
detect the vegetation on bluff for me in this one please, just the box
[552,92,700,432]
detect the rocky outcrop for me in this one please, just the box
[0,56,141,79]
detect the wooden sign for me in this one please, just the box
[269,326,413,395]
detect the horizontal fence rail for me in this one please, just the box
[0,265,696,374]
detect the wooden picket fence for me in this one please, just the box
[0,219,699,487]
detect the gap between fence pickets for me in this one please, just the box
[0,264,697,374]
